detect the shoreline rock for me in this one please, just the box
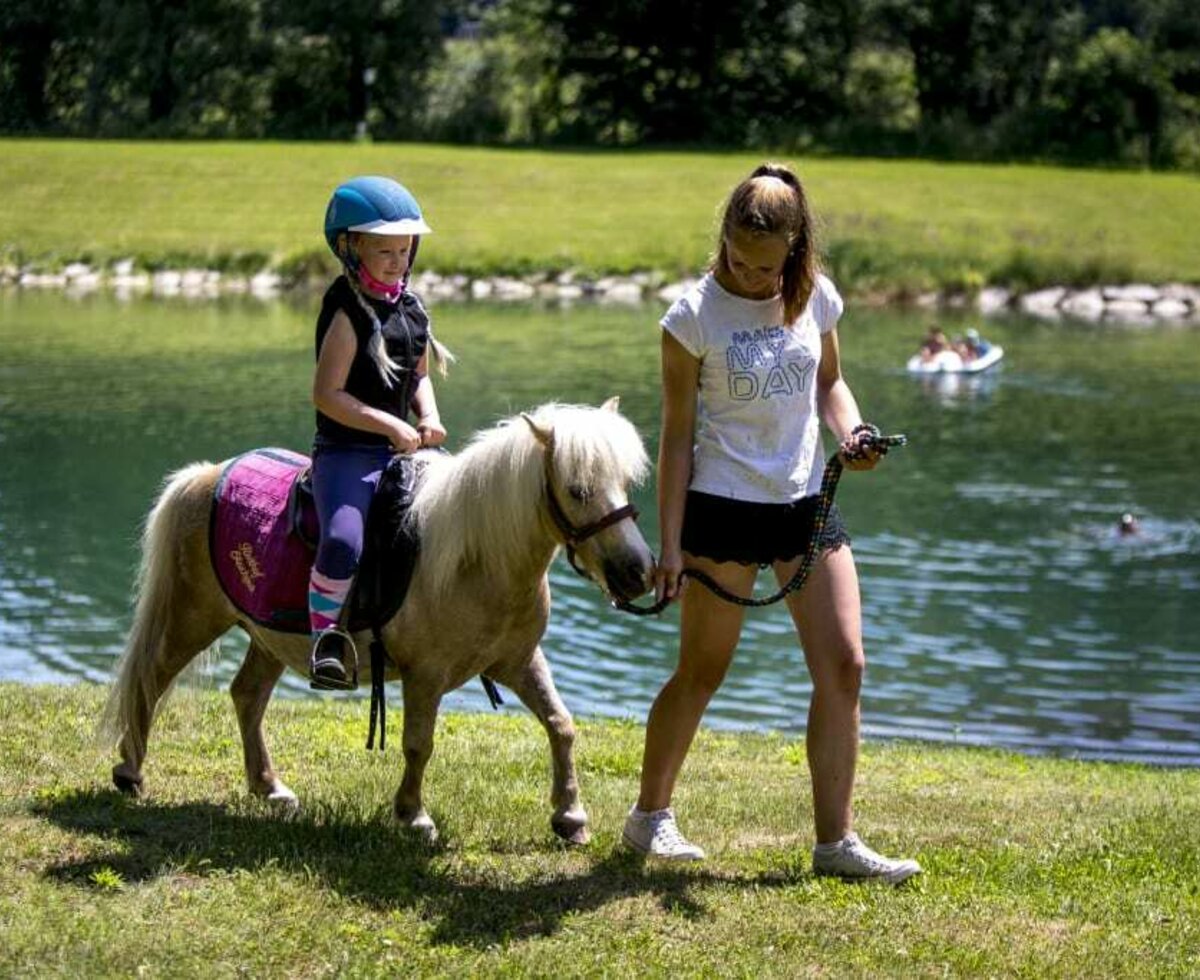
[1,260,1197,324]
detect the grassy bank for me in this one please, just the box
[2,683,1198,977]
[1,140,1197,293]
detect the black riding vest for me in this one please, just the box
[314,275,431,446]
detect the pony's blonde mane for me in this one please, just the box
[411,403,648,595]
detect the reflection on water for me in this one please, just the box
[1,292,1198,764]
[910,366,1003,406]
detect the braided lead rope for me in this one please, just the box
[612,426,906,616]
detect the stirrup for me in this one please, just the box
[309,627,359,691]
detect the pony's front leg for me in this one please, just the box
[494,646,589,845]
[230,641,297,809]
[393,676,442,843]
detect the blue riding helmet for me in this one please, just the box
[323,176,432,263]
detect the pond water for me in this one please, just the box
[1,291,1198,765]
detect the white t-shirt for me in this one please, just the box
[660,272,844,503]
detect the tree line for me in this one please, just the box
[2,0,1197,167]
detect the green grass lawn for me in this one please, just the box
[2,139,1197,292]
[2,683,1198,977]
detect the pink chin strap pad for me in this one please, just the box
[356,263,404,302]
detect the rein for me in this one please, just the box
[611,426,907,616]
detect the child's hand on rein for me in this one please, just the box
[389,421,423,454]
[417,417,447,448]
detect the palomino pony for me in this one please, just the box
[103,399,653,844]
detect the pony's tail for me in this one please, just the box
[100,462,213,752]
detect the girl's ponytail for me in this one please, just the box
[720,162,820,326]
[400,239,453,378]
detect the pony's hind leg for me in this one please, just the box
[230,641,296,808]
[493,645,589,845]
[393,674,442,843]
[111,601,229,795]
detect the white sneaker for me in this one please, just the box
[812,832,921,884]
[622,806,706,861]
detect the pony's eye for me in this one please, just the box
[567,484,591,502]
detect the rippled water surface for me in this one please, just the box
[1,291,1197,763]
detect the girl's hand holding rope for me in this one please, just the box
[654,544,686,605]
[839,422,890,471]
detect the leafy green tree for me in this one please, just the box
[263,0,442,139]
[1140,0,1200,99]
[1047,26,1173,163]
[59,0,268,136]
[481,0,567,142]
[524,0,797,143]
[0,0,72,130]
[882,0,1081,126]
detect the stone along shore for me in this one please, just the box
[4,261,1199,324]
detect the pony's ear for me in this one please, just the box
[520,412,554,447]
[600,395,620,413]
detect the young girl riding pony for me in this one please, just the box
[308,175,451,689]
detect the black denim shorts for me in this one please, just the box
[680,490,851,567]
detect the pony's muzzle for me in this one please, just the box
[603,551,654,602]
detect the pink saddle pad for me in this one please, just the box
[210,448,317,634]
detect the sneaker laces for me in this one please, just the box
[648,809,689,849]
[842,834,897,871]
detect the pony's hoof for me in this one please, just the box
[551,810,591,846]
[266,786,300,813]
[397,810,439,844]
[112,766,143,797]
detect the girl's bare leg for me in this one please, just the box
[777,546,865,844]
[637,555,756,811]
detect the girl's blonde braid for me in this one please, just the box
[345,274,404,388]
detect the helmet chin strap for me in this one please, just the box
[407,236,420,281]
[356,263,404,302]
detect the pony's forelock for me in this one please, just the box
[532,403,649,491]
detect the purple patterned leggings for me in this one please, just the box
[311,443,392,580]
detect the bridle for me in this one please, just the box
[540,436,640,578]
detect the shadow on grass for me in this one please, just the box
[35,789,806,947]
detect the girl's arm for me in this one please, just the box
[816,328,879,471]
[409,350,446,447]
[313,311,421,452]
[657,330,701,600]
